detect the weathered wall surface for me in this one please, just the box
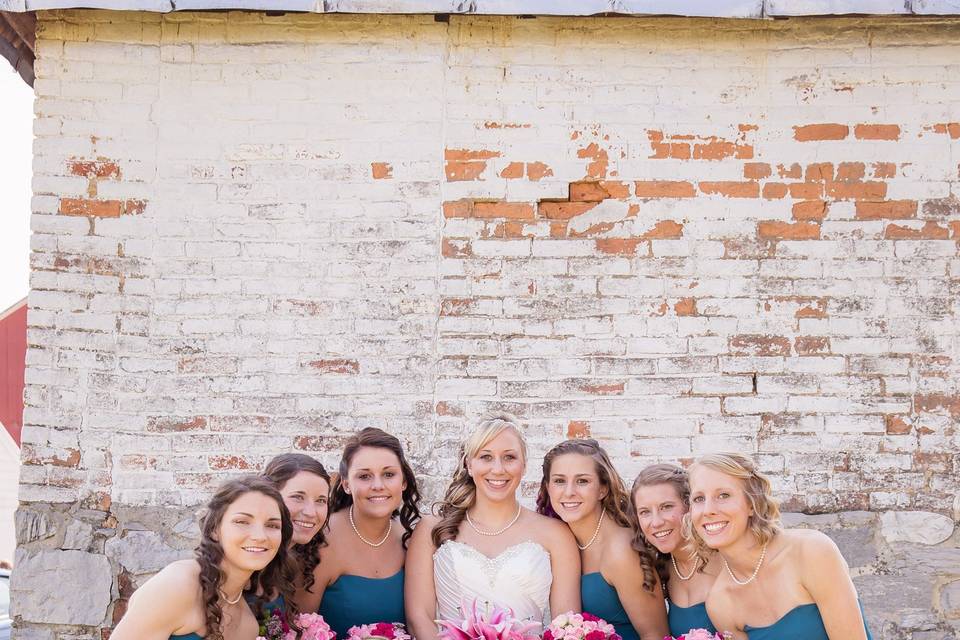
[11,10,960,639]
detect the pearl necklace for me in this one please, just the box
[465,503,522,536]
[671,554,698,581]
[349,504,392,547]
[577,509,605,551]
[218,588,243,605]
[722,542,768,586]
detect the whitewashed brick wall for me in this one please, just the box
[13,10,960,639]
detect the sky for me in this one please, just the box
[0,68,33,313]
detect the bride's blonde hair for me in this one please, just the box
[431,411,527,548]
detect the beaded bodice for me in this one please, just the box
[433,540,552,629]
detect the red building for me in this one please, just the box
[0,298,26,446]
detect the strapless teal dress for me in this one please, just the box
[667,600,715,637]
[745,602,873,640]
[319,569,406,639]
[580,572,638,640]
[170,634,203,640]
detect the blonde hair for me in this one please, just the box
[431,411,527,547]
[685,452,782,556]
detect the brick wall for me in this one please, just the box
[13,10,960,638]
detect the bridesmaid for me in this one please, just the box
[632,464,720,637]
[294,428,421,638]
[112,475,296,640]
[537,439,668,640]
[247,454,331,618]
[688,452,873,640]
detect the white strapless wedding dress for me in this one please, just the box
[433,540,553,630]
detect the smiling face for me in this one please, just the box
[546,452,606,525]
[343,446,406,518]
[688,464,753,550]
[217,491,283,573]
[633,482,687,554]
[467,427,526,503]
[280,470,330,545]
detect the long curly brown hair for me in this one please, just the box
[535,438,658,594]
[329,428,422,548]
[197,475,298,640]
[630,463,691,598]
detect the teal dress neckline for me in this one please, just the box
[744,602,873,640]
[170,634,203,640]
[318,568,406,640]
[667,600,715,637]
[580,572,638,640]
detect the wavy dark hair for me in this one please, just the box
[630,463,692,597]
[536,438,658,594]
[197,475,298,640]
[329,427,422,548]
[258,454,331,597]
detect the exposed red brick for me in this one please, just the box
[872,162,896,179]
[762,183,789,200]
[915,393,960,416]
[579,381,625,395]
[778,163,803,179]
[309,359,360,374]
[792,297,829,318]
[596,238,644,256]
[68,159,120,179]
[885,415,912,435]
[209,455,253,470]
[758,220,821,240]
[436,401,463,416]
[570,181,609,202]
[147,416,207,432]
[693,138,753,161]
[788,183,824,200]
[826,181,887,200]
[440,298,476,316]
[699,181,759,198]
[805,163,834,182]
[793,123,849,141]
[60,198,122,218]
[641,220,684,239]
[884,221,951,240]
[445,149,502,161]
[371,162,392,179]
[445,161,486,181]
[635,180,696,198]
[550,221,568,238]
[569,221,617,238]
[836,162,866,181]
[474,202,535,220]
[931,123,960,139]
[794,336,830,355]
[855,200,918,220]
[743,163,772,179]
[674,297,697,316]
[854,124,901,140]
[526,162,553,181]
[442,238,473,258]
[729,334,792,356]
[124,200,146,215]
[792,200,828,221]
[539,201,598,220]
[567,420,591,438]
[443,200,474,218]
[499,162,524,179]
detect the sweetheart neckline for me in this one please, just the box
[743,602,818,631]
[437,539,550,562]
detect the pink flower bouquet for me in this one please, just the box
[663,630,725,640]
[257,610,335,640]
[437,599,541,640]
[346,622,412,640]
[544,612,621,640]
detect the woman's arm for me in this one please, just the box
[111,561,200,640]
[294,542,333,614]
[405,515,441,640]
[703,588,745,640]
[544,519,582,617]
[799,531,869,640]
[605,542,668,640]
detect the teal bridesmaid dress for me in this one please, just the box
[580,572,639,640]
[745,602,873,640]
[667,600,716,637]
[170,634,203,640]
[318,569,406,639]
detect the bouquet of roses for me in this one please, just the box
[544,612,621,640]
[437,599,541,640]
[346,622,412,640]
[257,609,336,640]
[663,630,726,640]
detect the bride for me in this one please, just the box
[405,412,581,640]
